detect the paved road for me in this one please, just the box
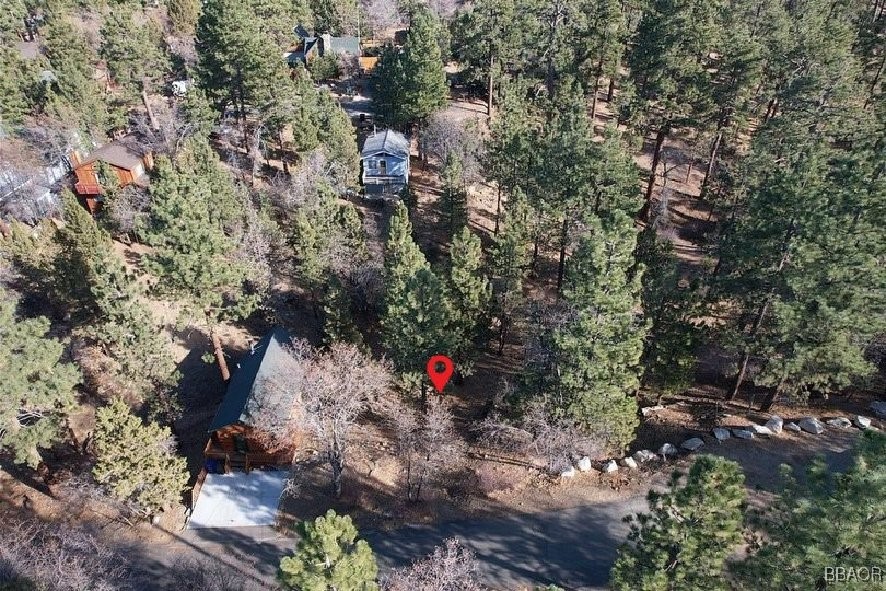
[133,496,646,590]
[365,497,647,591]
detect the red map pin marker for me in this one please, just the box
[426,355,454,393]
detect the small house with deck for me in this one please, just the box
[360,129,409,196]
[70,138,152,212]
[204,327,299,474]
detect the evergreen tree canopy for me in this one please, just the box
[734,430,886,590]
[100,7,169,100]
[0,288,80,467]
[527,212,646,449]
[42,14,110,135]
[610,455,746,591]
[279,509,379,591]
[372,7,447,127]
[92,397,189,516]
[143,143,259,324]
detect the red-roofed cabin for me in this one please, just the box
[70,138,153,213]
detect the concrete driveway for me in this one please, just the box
[188,471,289,528]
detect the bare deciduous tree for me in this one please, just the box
[270,341,393,497]
[0,519,131,591]
[419,113,483,189]
[382,538,486,591]
[231,196,274,294]
[268,149,351,213]
[105,185,151,240]
[383,397,466,502]
[360,0,403,38]
[477,399,602,474]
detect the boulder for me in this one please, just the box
[732,428,755,440]
[641,405,665,417]
[577,456,594,472]
[713,427,731,441]
[765,415,784,434]
[603,460,619,474]
[749,424,774,436]
[659,443,678,457]
[826,417,852,428]
[799,417,825,434]
[785,422,802,432]
[633,449,657,463]
[620,457,639,470]
[854,415,872,430]
[681,437,705,452]
[560,466,576,479]
[871,401,886,419]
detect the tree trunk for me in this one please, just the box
[640,127,667,221]
[702,131,723,192]
[494,182,503,235]
[278,132,289,175]
[331,452,344,498]
[590,56,604,122]
[607,77,616,102]
[487,43,495,119]
[759,378,784,412]
[727,224,793,401]
[556,217,569,293]
[210,325,231,382]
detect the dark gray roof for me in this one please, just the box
[208,327,295,432]
[361,130,409,159]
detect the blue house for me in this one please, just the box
[360,129,409,196]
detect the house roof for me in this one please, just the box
[361,130,409,159]
[324,35,360,56]
[208,327,295,432]
[79,139,144,170]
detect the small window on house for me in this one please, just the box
[379,160,387,175]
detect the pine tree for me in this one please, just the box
[372,7,447,127]
[167,0,201,36]
[528,212,646,450]
[0,288,80,467]
[92,398,189,516]
[370,45,408,128]
[292,186,367,307]
[384,267,454,382]
[716,124,885,409]
[383,202,428,300]
[610,455,746,591]
[637,226,701,401]
[0,46,38,126]
[101,7,169,100]
[196,0,285,120]
[143,146,259,380]
[448,227,490,365]
[484,78,538,233]
[734,430,886,590]
[451,0,524,116]
[43,14,109,135]
[626,0,722,217]
[279,509,379,591]
[315,89,360,184]
[589,125,642,218]
[57,192,179,412]
[322,275,363,346]
[490,190,531,354]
